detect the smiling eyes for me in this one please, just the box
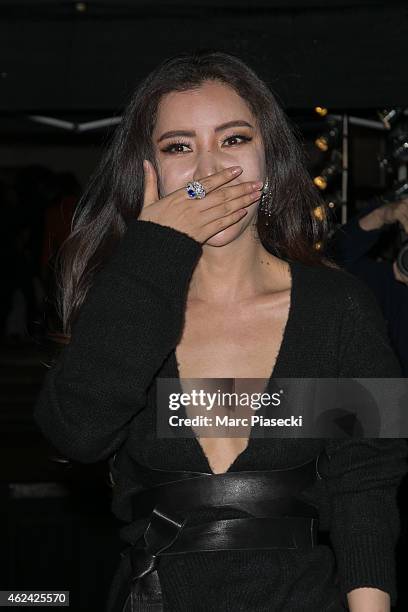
[161,134,253,154]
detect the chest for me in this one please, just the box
[173,293,292,475]
[175,290,292,381]
[128,264,336,475]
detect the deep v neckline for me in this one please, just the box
[168,258,298,475]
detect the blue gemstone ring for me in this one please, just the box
[185,181,206,199]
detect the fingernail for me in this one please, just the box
[231,166,243,175]
[253,181,263,190]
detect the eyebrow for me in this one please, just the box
[156,120,255,143]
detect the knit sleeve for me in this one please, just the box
[325,273,408,606]
[33,219,203,464]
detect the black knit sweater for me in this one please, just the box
[33,219,408,612]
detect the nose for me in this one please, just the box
[193,149,225,182]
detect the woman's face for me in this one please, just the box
[152,79,266,246]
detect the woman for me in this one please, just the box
[33,50,407,612]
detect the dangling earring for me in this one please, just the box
[258,176,273,220]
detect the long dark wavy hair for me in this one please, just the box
[50,49,335,344]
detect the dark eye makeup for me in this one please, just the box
[161,134,253,154]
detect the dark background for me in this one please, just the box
[1,0,407,110]
[0,1,407,611]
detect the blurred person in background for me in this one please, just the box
[329,196,408,376]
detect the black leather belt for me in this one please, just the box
[117,449,330,612]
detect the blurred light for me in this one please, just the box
[378,108,404,130]
[329,113,385,130]
[315,137,329,152]
[393,180,408,200]
[313,176,328,190]
[315,107,328,117]
[313,152,342,191]
[391,132,408,161]
[380,180,408,204]
[27,115,122,132]
[76,2,87,12]
[314,241,323,250]
[313,205,326,221]
[315,126,340,152]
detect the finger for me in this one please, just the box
[195,166,244,195]
[395,268,408,284]
[202,208,249,239]
[200,188,262,225]
[399,211,408,226]
[395,211,408,232]
[393,261,408,285]
[199,180,264,211]
[143,160,159,208]
[395,203,407,216]
[393,261,401,281]
[169,166,244,206]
